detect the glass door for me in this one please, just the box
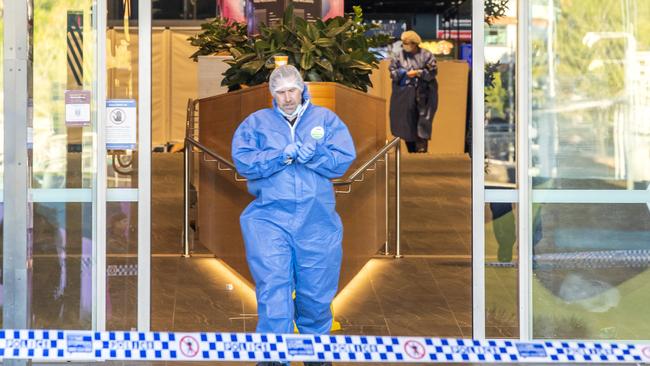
[2,0,98,331]
[102,0,151,331]
[2,0,151,332]
[526,0,650,340]
[472,0,521,340]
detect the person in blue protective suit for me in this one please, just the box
[231,65,356,366]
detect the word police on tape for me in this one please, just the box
[0,329,648,363]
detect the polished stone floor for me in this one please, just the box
[26,152,478,365]
[147,152,475,365]
[149,152,474,338]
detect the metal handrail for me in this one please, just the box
[333,137,401,186]
[183,98,402,259]
[185,134,400,190]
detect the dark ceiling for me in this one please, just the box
[345,0,470,15]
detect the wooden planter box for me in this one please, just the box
[197,55,232,98]
[197,82,387,291]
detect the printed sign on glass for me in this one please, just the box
[65,90,91,126]
[106,99,137,150]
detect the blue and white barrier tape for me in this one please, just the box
[107,264,138,277]
[1,329,649,363]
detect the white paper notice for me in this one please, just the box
[106,99,137,150]
[65,90,91,126]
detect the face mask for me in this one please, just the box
[278,103,302,119]
[278,98,310,121]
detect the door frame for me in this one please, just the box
[2,0,152,332]
[471,0,486,340]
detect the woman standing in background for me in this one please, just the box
[389,30,439,153]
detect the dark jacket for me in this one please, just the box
[388,48,439,141]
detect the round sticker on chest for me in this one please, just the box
[311,126,325,140]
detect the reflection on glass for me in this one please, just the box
[0,0,4,189]
[106,202,138,330]
[33,1,95,189]
[31,203,92,329]
[531,0,650,190]
[107,0,139,188]
[0,0,4,328]
[27,0,96,331]
[0,204,3,328]
[485,0,517,188]
[485,203,519,338]
[532,203,650,339]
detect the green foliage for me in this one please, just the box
[485,71,507,119]
[188,5,393,92]
[552,0,626,101]
[485,0,509,25]
[188,18,249,61]
[485,61,501,89]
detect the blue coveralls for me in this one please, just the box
[231,89,356,335]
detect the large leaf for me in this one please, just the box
[306,70,323,81]
[295,17,308,32]
[241,60,265,74]
[315,19,327,30]
[306,23,320,41]
[336,54,352,64]
[272,28,287,44]
[300,36,315,53]
[254,40,270,54]
[315,58,334,73]
[325,19,352,38]
[325,17,341,28]
[225,34,246,44]
[283,4,295,26]
[300,52,314,70]
[348,60,373,71]
[314,38,335,47]
[235,53,257,64]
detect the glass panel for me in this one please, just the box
[107,0,139,188]
[485,0,517,188]
[29,0,96,330]
[0,0,4,328]
[32,203,92,329]
[0,0,3,190]
[530,0,650,190]
[33,1,95,189]
[106,201,138,330]
[532,203,650,339]
[485,203,519,338]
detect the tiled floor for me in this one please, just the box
[24,151,649,365]
[27,152,477,365]
[148,152,473,339]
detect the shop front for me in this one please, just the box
[0,0,649,351]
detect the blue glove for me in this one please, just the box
[297,142,316,164]
[283,142,301,163]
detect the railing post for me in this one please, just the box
[394,140,402,259]
[183,139,191,258]
[382,150,390,255]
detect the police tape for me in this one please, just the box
[1,329,650,363]
[107,264,138,277]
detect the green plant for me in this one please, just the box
[188,5,393,92]
[188,17,249,60]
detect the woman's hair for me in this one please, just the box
[400,30,422,45]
